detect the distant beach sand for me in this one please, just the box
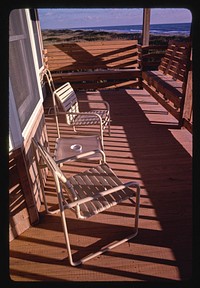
[42,29,190,45]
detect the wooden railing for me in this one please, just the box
[138,44,168,71]
[43,40,142,90]
[182,50,192,133]
[43,39,192,133]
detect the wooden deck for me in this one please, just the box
[9,88,192,282]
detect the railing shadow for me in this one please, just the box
[97,88,192,280]
[51,42,138,71]
[9,211,182,281]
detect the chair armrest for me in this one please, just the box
[57,111,103,121]
[66,181,140,209]
[57,111,103,127]
[56,111,104,145]
[55,148,106,165]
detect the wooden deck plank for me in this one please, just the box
[9,88,192,282]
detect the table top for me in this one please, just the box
[54,135,103,162]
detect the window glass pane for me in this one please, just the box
[9,9,40,130]
[9,9,23,36]
[9,41,30,108]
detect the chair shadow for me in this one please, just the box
[10,210,180,282]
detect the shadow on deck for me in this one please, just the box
[9,88,192,282]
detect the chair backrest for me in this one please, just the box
[32,138,77,202]
[53,82,79,125]
[43,69,79,126]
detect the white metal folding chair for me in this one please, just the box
[32,138,140,266]
[44,69,111,145]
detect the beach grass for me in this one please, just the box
[42,29,190,45]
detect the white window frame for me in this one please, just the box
[29,9,44,71]
[9,9,44,151]
[27,9,44,74]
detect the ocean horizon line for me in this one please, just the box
[42,22,191,36]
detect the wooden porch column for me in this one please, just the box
[142,8,151,46]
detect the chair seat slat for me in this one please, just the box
[69,164,135,218]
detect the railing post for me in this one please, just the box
[142,8,151,46]
[182,49,193,133]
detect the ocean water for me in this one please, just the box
[74,22,191,36]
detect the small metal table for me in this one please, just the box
[54,135,104,163]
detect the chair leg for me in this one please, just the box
[32,140,59,215]
[72,125,78,133]
[60,210,82,266]
[133,183,140,231]
[60,183,140,266]
[61,211,139,267]
[108,120,111,136]
[40,181,61,215]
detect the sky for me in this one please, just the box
[38,8,192,30]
